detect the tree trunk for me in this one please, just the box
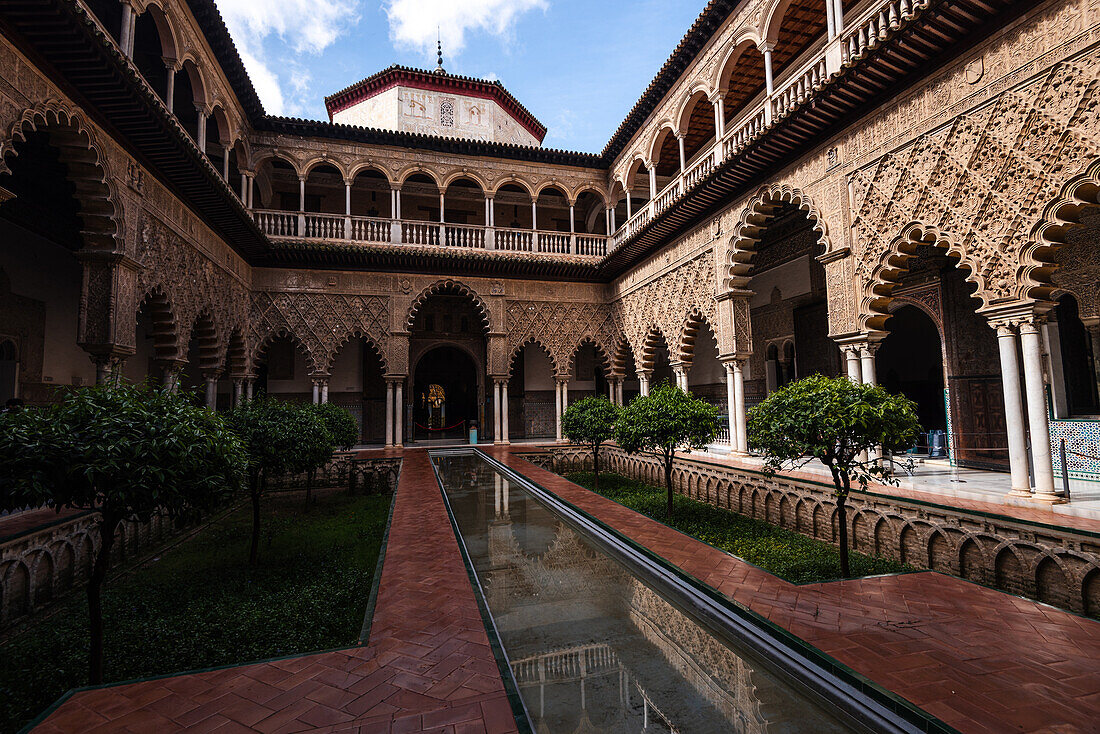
[87,514,121,685]
[593,444,600,491]
[833,470,852,579]
[664,451,675,519]
[249,471,262,566]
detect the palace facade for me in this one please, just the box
[2,0,1099,505]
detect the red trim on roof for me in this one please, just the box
[325,67,547,143]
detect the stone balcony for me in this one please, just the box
[609,0,924,255]
[253,210,609,258]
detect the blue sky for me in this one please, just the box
[214,0,703,152]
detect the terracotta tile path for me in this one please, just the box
[26,444,1100,733]
[488,447,1100,734]
[33,449,517,734]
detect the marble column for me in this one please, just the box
[638,370,650,397]
[1019,320,1059,502]
[860,342,881,463]
[733,360,748,455]
[844,346,862,383]
[321,380,329,405]
[233,378,244,407]
[204,374,218,409]
[502,381,510,445]
[493,380,503,445]
[724,362,737,447]
[385,380,394,447]
[245,379,254,401]
[394,380,403,447]
[995,323,1032,496]
[555,378,566,442]
[311,380,320,405]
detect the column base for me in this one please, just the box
[1006,488,1034,498]
[1029,491,1068,505]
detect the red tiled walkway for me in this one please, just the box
[490,447,1100,734]
[34,449,517,734]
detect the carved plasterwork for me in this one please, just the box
[613,250,718,367]
[505,301,618,376]
[137,213,249,364]
[849,48,1100,329]
[249,291,390,374]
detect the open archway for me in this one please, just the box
[878,304,948,452]
[413,346,479,441]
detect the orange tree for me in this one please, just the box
[562,396,620,490]
[613,383,720,518]
[0,383,242,684]
[747,375,919,578]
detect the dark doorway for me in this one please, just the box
[879,305,947,438]
[413,346,479,441]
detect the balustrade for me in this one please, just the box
[303,213,345,240]
[254,210,298,237]
[495,227,535,252]
[402,220,440,246]
[575,235,607,257]
[842,0,925,64]
[442,223,485,249]
[538,232,571,254]
[771,57,829,118]
[349,216,391,243]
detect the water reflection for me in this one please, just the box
[434,454,854,734]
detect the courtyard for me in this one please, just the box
[4,0,1100,730]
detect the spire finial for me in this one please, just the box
[435,28,445,74]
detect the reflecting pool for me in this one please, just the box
[432,452,858,734]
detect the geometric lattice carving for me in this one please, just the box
[613,249,718,367]
[851,51,1100,328]
[250,291,390,374]
[506,301,617,376]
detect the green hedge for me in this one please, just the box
[0,490,390,733]
[564,471,908,584]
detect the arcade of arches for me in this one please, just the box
[2,0,1100,515]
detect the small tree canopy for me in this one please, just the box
[562,395,619,447]
[562,396,620,489]
[0,383,243,520]
[746,374,919,488]
[614,384,720,517]
[310,402,359,451]
[0,382,244,683]
[747,374,919,579]
[614,383,720,458]
[226,398,331,482]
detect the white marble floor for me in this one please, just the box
[700,448,1100,522]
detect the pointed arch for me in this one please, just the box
[566,336,611,378]
[677,308,715,364]
[2,101,122,251]
[508,337,558,377]
[251,328,318,374]
[405,279,493,332]
[1027,156,1100,302]
[135,286,179,362]
[323,331,388,376]
[724,184,831,291]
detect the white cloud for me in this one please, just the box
[384,0,547,59]
[215,0,360,115]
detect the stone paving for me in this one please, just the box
[32,449,517,734]
[489,447,1100,734]
[25,444,1100,733]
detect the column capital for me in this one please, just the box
[202,370,223,382]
